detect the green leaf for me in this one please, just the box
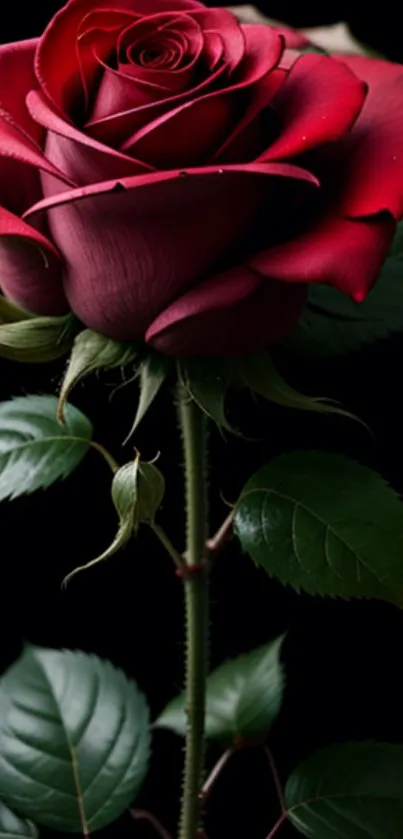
[239,353,362,425]
[0,802,38,839]
[288,221,403,356]
[178,358,233,431]
[0,645,150,833]
[234,451,403,599]
[285,742,403,838]
[0,314,79,363]
[0,395,93,502]
[63,457,165,585]
[58,329,138,422]
[156,636,285,744]
[124,353,171,441]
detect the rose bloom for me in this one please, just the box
[0,0,402,356]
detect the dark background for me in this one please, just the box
[2,3,403,839]
[3,0,403,61]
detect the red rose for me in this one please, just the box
[0,1,402,356]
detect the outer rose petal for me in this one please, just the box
[260,53,366,162]
[0,40,41,141]
[25,163,317,340]
[249,213,396,301]
[36,0,205,115]
[146,265,306,357]
[27,90,152,189]
[0,42,73,200]
[335,55,403,219]
[0,206,67,314]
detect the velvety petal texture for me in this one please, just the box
[25,164,316,338]
[146,266,306,356]
[1,0,403,357]
[0,207,67,314]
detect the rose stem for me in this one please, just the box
[130,809,173,839]
[263,745,286,812]
[200,748,234,803]
[177,390,209,839]
[265,813,288,839]
[205,510,234,557]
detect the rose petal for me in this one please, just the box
[192,7,245,73]
[249,212,396,300]
[36,0,205,115]
[25,162,317,340]
[122,27,283,166]
[0,206,67,314]
[90,13,204,121]
[334,55,403,219]
[260,53,366,162]
[117,12,203,76]
[85,7,244,147]
[212,68,286,164]
[272,25,311,50]
[76,9,137,112]
[0,110,74,201]
[27,90,152,190]
[146,264,306,356]
[0,40,73,208]
[0,40,41,140]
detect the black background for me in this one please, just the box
[2,3,403,838]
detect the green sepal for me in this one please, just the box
[0,296,34,323]
[124,353,172,441]
[238,353,365,426]
[178,358,234,431]
[58,329,138,421]
[0,312,79,363]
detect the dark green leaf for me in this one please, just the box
[125,354,171,441]
[0,395,92,501]
[58,329,138,421]
[0,802,38,839]
[285,742,403,838]
[156,636,285,744]
[234,451,403,599]
[0,646,150,833]
[178,358,233,431]
[0,314,78,363]
[288,221,403,356]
